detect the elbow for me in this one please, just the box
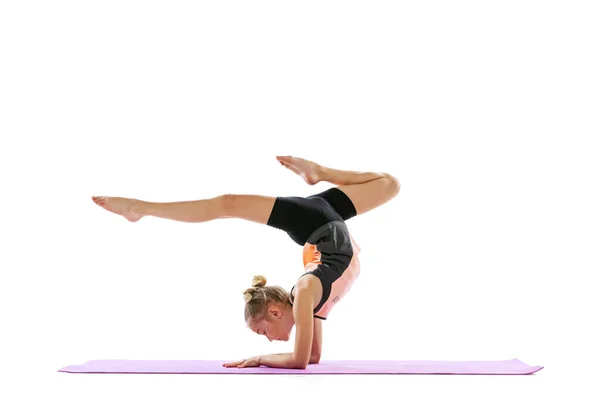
[309,355,321,364]
[292,356,311,370]
[291,361,309,370]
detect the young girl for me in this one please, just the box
[92,155,400,369]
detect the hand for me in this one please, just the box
[223,356,261,368]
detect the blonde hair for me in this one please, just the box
[243,275,290,323]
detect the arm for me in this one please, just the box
[257,320,321,368]
[309,317,322,363]
[257,340,320,368]
[256,353,296,368]
[258,285,315,369]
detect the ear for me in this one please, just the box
[268,305,282,318]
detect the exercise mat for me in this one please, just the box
[58,358,543,375]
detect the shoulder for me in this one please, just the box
[296,273,320,291]
[294,274,323,308]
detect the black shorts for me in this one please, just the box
[266,187,357,246]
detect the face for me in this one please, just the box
[248,303,294,342]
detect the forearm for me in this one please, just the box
[258,353,304,369]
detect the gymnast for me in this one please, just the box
[92,155,400,369]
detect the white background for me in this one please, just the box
[1,1,598,399]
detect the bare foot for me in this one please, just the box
[276,155,322,185]
[92,196,143,222]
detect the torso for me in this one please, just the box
[288,221,361,320]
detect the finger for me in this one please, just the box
[223,360,243,367]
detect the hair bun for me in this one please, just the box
[252,275,267,288]
[243,291,253,304]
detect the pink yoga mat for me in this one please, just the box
[58,358,542,375]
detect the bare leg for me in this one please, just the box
[276,155,400,216]
[91,155,399,224]
[91,194,276,225]
[277,155,386,186]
